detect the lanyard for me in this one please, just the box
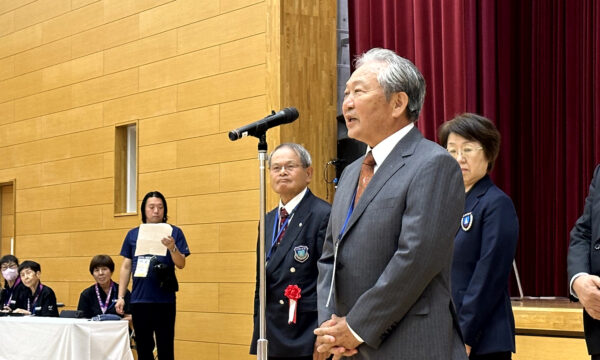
[27,284,44,314]
[3,277,21,307]
[326,190,357,307]
[266,208,294,262]
[95,281,114,314]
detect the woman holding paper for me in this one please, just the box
[116,191,190,360]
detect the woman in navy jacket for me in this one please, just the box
[439,113,519,360]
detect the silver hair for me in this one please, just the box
[268,143,312,168]
[355,48,426,122]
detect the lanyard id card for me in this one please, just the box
[134,256,151,278]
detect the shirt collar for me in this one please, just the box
[367,123,414,173]
[279,187,307,214]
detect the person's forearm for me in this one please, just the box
[169,247,186,268]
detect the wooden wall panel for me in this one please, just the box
[177,190,259,224]
[71,15,140,59]
[138,106,219,146]
[218,95,267,133]
[139,142,177,173]
[139,165,220,198]
[70,178,112,207]
[71,69,138,107]
[219,221,257,252]
[102,0,173,23]
[139,0,219,37]
[219,344,255,360]
[13,37,71,76]
[174,341,219,360]
[177,65,266,111]
[177,3,265,54]
[0,56,14,81]
[176,312,253,344]
[0,0,337,356]
[139,46,220,92]
[0,24,42,59]
[40,1,104,43]
[103,86,178,125]
[41,104,104,138]
[104,30,177,74]
[0,101,14,125]
[12,0,70,32]
[176,133,256,168]
[42,52,104,92]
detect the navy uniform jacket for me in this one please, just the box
[250,189,331,357]
[568,164,600,355]
[451,175,518,355]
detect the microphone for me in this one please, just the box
[228,107,299,141]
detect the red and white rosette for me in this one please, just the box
[284,285,302,324]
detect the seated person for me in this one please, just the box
[1,255,26,311]
[13,260,59,316]
[77,254,131,318]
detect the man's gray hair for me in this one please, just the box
[268,143,312,168]
[355,48,426,122]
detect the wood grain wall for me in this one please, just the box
[0,0,336,358]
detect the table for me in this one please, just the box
[0,316,134,360]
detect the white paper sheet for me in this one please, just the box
[134,223,173,256]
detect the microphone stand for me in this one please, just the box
[256,132,269,360]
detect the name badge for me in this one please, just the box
[134,256,151,278]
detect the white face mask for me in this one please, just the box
[2,268,18,282]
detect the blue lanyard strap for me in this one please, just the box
[338,190,357,241]
[326,189,356,308]
[266,208,294,262]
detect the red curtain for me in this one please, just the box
[348,0,600,296]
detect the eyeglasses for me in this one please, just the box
[1,263,17,271]
[447,146,483,159]
[269,163,303,173]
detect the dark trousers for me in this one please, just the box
[470,352,511,360]
[131,302,176,360]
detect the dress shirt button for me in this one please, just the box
[279,299,284,305]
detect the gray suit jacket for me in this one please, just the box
[317,127,467,359]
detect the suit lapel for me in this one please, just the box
[341,127,422,241]
[267,190,313,271]
[464,175,493,213]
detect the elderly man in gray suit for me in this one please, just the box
[314,48,467,359]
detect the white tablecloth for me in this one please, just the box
[0,316,134,360]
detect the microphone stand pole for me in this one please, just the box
[256,132,268,360]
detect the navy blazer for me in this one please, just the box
[250,189,331,357]
[451,175,518,355]
[568,164,600,355]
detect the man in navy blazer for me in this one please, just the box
[250,143,331,360]
[568,165,600,359]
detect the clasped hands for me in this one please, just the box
[573,274,600,320]
[313,314,361,359]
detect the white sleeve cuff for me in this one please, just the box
[570,272,589,298]
[347,322,364,344]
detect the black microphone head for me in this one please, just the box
[282,107,299,123]
[228,130,240,141]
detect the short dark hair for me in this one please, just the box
[268,143,312,168]
[89,255,115,275]
[438,113,501,172]
[18,260,41,274]
[141,191,168,223]
[0,255,18,267]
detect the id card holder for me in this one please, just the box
[134,256,151,278]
